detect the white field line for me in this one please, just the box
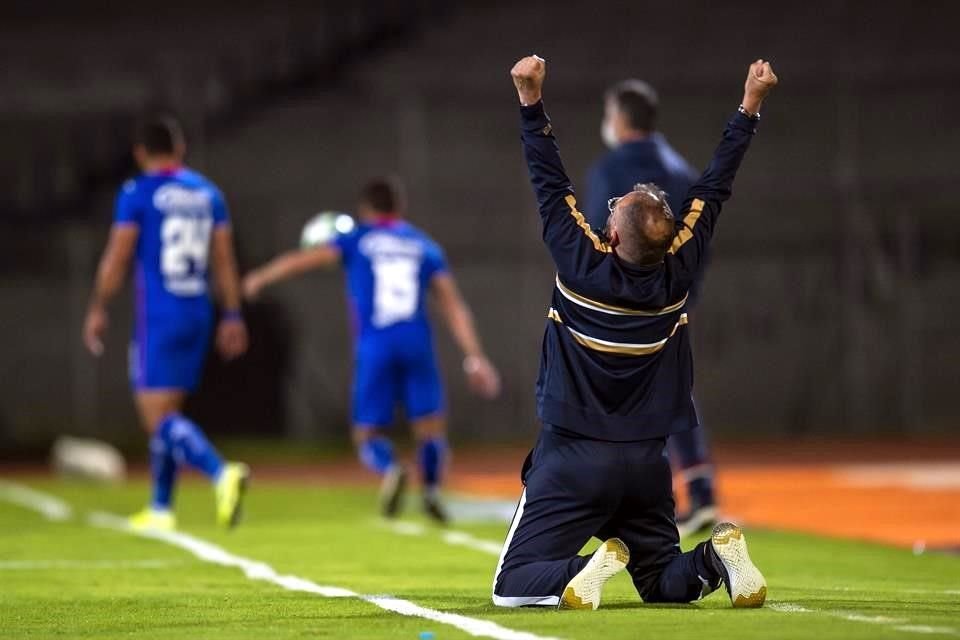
[767,602,958,636]
[812,585,960,597]
[379,514,960,637]
[85,511,556,640]
[3,481,954,639]
[0,559,185,570]
[0,480,73,521]
[443,531,505,556]
[895,626,960,636]
[379,520,505,556]
[0,481,556,640]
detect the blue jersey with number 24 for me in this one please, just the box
[114,167,230,319]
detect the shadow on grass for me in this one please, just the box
[428,598,701,615]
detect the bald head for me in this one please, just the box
[606,183,675,266]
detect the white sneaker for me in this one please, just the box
[558,538,630,610]
[711,522,767,608]
[128,507,176,532]
[215,462,250,529]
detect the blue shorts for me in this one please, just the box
[129,315,213,392]
[352,335,445,427]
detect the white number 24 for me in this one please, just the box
[161,216,212,294]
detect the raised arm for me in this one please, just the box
[667,60,778,293]
[242,245,341,300]
[511,55,611,279]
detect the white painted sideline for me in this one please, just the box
[0,480,73,521]
[0,480,557,640]
[87,511,557,640]
[380,514,960,637]
[4,480,956,638]
[379,520,505,556]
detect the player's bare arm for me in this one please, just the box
[242,245,341,300]
[82,223,139,356]
[430,273,501,399]
[210,225,249,360]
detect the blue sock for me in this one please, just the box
[358,436,395,475]
[149,431,177,511]
[158,413,224,481]
[418,437,447,490]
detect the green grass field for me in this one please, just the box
[2,477,958,639]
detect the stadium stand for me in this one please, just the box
[1,0,958,449]
[0,0,443,218]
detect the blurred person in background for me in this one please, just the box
[242,178,500,523]
[585,79,717,537]
[82,115,250,532]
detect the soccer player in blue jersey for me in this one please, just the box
[242,178,500,522]
[493,56,776,610]
[584,80,718,537]
[82,115,250,532]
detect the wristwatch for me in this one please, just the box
[738,104,760,121]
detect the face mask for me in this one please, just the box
[601,119,618,149]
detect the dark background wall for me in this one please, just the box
[1,0,958,451]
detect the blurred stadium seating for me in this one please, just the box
[1,0,958,453]
[0,0,442,217]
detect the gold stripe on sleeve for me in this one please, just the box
[668,199,705,255]
[564,195,612,253]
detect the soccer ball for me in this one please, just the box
[50,436,126,483]
[300,211,355,248]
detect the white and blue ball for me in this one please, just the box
[300,211,355,248]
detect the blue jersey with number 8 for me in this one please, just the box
[334,219,447,342]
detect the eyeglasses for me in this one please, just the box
[607,197,621,213]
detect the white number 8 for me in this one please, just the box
[371,256,419,328]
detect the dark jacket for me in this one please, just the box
[520,101,757,441]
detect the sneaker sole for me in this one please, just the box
[227,465,250,530]
[558,538,630,610]
[711,523,766,608]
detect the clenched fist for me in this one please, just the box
[510,55,546,106]
[741,59,778,116]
